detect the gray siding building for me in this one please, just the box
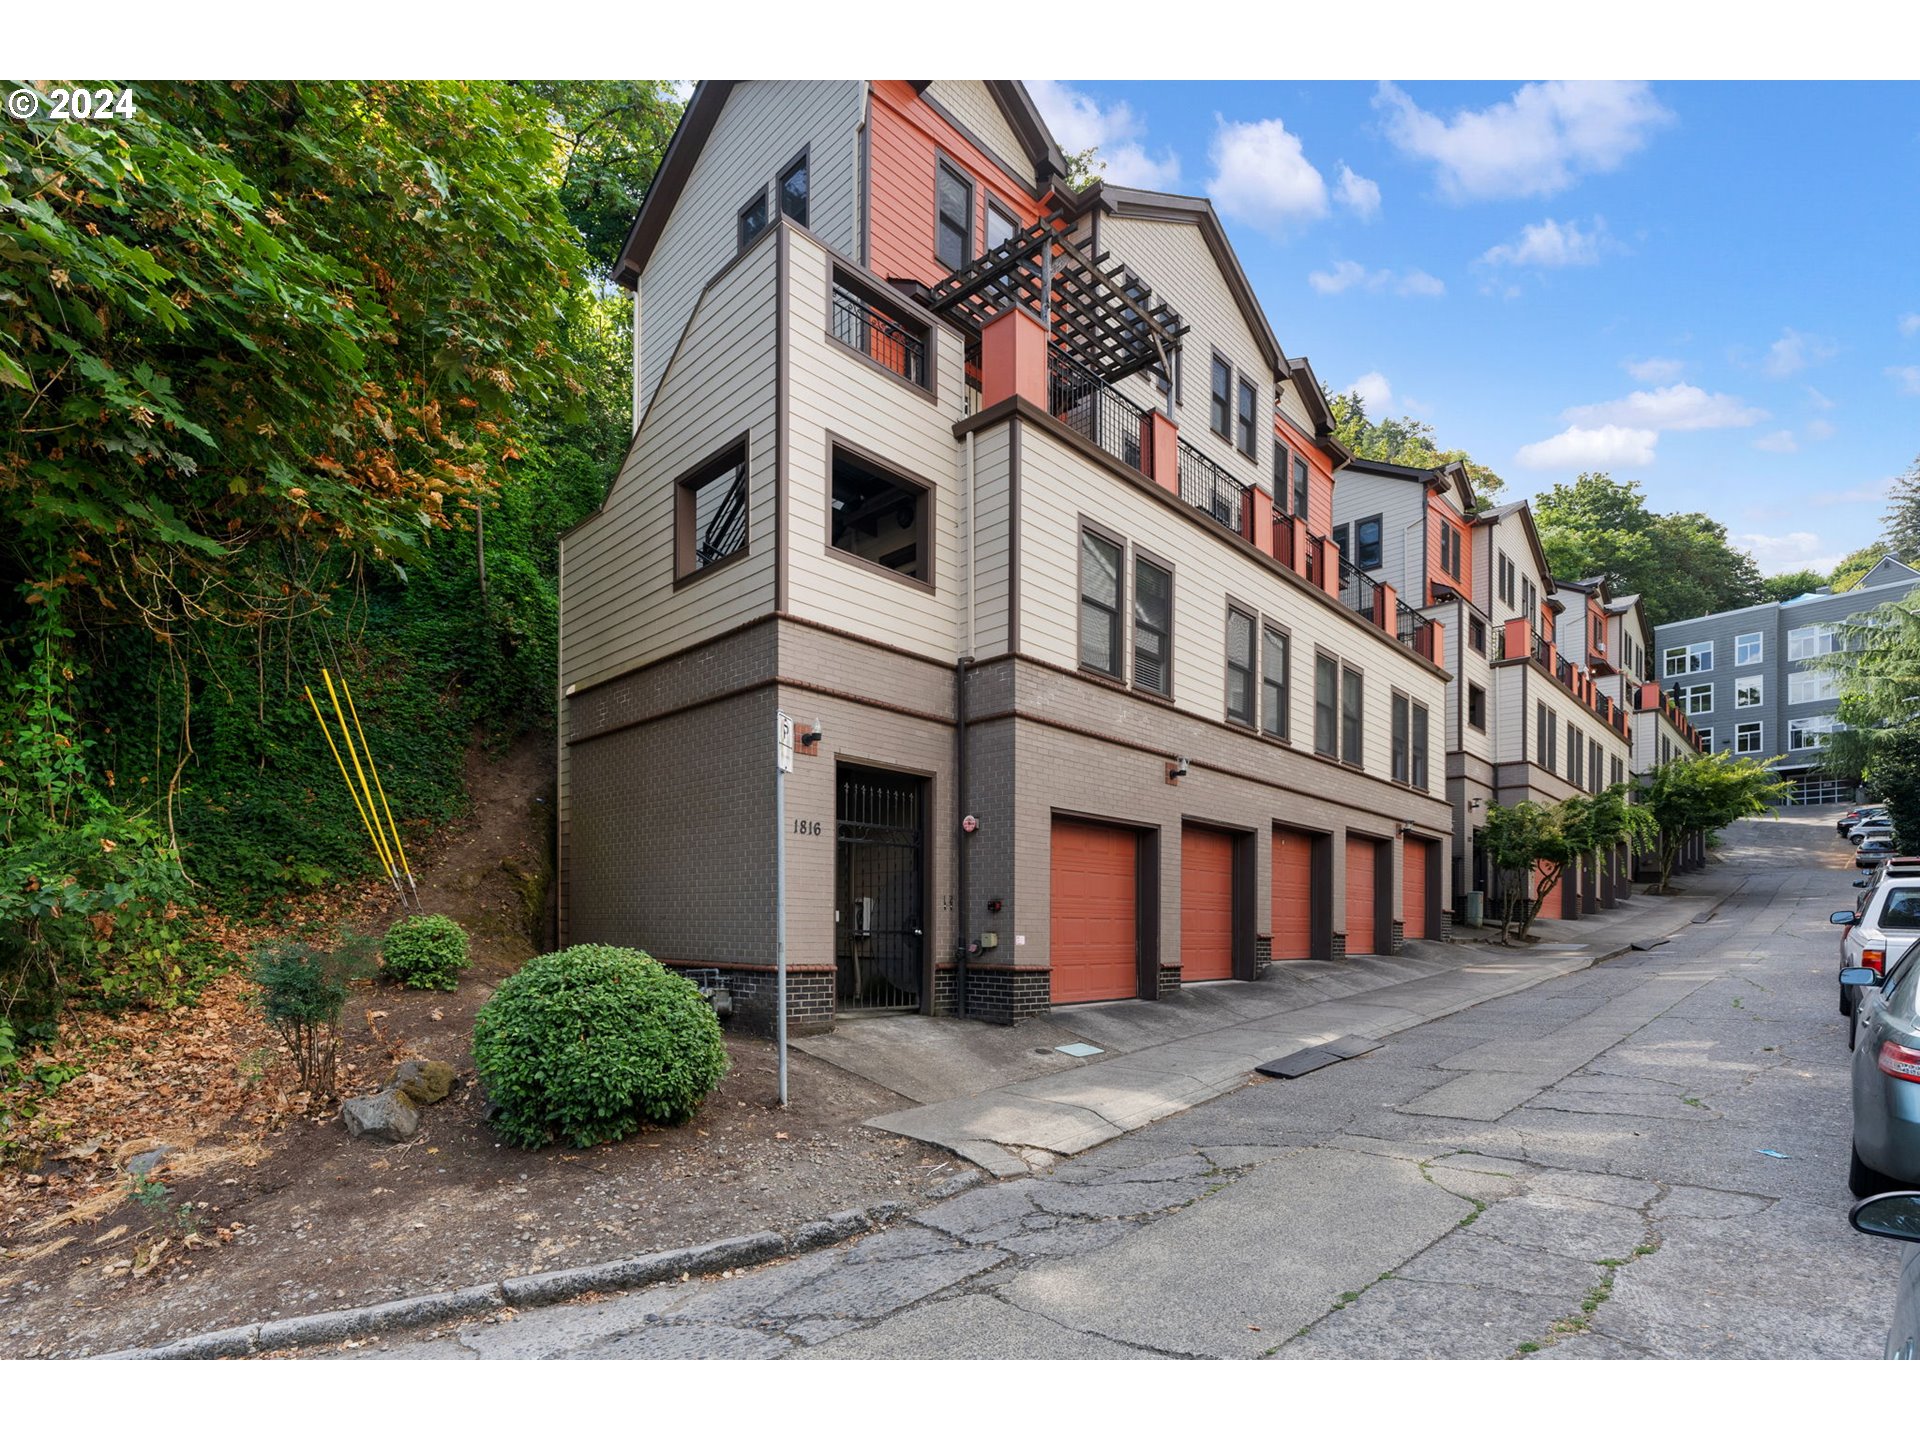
[1652,557,1920,803]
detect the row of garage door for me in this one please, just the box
[1050,818,1437,1005]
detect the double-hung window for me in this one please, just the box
[1078,528,1124,678]
[1735,677,1763,709]
[1353,515,1384,571]
[1132,555,1172,697]
[1210,356,1233,439]
[1498,552,1516,606]
[1291,456,1310,519]
[936,161,973,272]
[1682,683,1712,715]
[1226,607,1257,727]
[1567,721,1582,786]
[1314,654,1339,757]
[1391,693,1411,784]
[1735,721,1763,754]
[1261,626,1290,740]
[1412,703,1430,791]
[1340,666,1364,766]
[1735,631,1763,666]
[1236,378,1258,459]
[1589,740,1602,793]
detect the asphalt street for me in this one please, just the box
[345,808,1902,1360]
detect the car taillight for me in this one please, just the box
[1880,1042,1920,1082]
[1866,950,1887,974]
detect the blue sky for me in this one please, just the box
[1029,80,1920,576]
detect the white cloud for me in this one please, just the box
[1561,383,1766,432]
[1889,365,1920,397]
[1308,259,1445,298]
[1762,328,1837,378]
[1734,531,1845,576]
[1334,164,1381,220]
[1206,116,1329,234]
[1806,385,1837,411]
[1481,217,1611,268]
[1374,80,1673,202]
[1625,356,1686,383]
[1806,418,1837,441]
[1753,430,1798,454]
[1026,80,1181,189]
[1514,424,1658,470]
[1346,371,1394,412]
[1900,313,1920,338]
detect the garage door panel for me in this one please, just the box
[1345,836,1377,956]
[1403,839,1429,941]
[1271,827,1314,961]
[1180,827,1235,982]
[1050,820,1138,1004]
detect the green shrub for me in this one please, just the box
[473,944,728,1148]
[251,933,376,1103]
[382,914,471,991]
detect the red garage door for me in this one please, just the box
[1346,836,1379,956]
[1050,820,1139,1004]
[1403,838,1430,941]
[1181,826,1235,982]
[1271,827,1314,961]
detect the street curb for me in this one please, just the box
[101,1193,937,1360]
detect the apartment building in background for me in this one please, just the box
[1651,556,1920,805]
[1330,467,1634,922]
[556,81,1454,1032]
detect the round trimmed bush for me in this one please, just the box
[381,914,470,991]
[472,944,729,1148]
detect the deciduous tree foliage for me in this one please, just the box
[1532,472,1765,627]
[1635,750,1788,892]
[1761,569,1830,603]
[1329,392,1506,503]
[1830,542,1895,594]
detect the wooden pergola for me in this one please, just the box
[926,219,1189,394]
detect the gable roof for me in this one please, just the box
[1859,555,1920,589]
[611,81,1063,289]
[1471,500,1556,592]
[1069,181,1287,378]
[1280,357,1353,465]
[1341,453,1475,510]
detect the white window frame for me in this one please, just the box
[1789,669,1839,705]
[1789,716,1839,750]
[1735,631,1764,666]
[1735,676,1764,709]
[1734,721,1763,754]
[1694,727,1713,753]
[1788,624,1839,661]
[1664,641,1713,676]
[1682,682,1713,715]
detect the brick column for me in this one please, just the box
[980,306,1048,410]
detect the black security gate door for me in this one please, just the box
[835,767,925,1012]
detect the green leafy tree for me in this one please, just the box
[1329,392,1506,504]
[1635,751,1789,892]
[1061,145,1104,191]
[1881,453,1920,564]
[1863,725,1920,853]
[1816,590,1920,798]
[1761,569,1829,603]
[1533,473,1765,626]
[1479,800,1569,942]
[1830,542,1894,594]
[519,81,683,277]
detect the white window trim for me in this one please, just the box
[1664,640,1713,677]
[1683,682,1713,715]
[1788,624,1838,661]
[1789,716,1839,750]
[1789,669,1839,704]
[1695,727,1714,752]
[1734,721,1764,754]
[1735,675,1764,708]
[1734,631,1764,666]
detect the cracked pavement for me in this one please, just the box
[335,810,1902,1360]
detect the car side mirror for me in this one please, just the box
[1851,1193,1920,1241]
[1841,967,1881,987]
[1855,879,1871,889]
[1834,911,1861,924]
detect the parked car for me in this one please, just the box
[1835,882,1920,1039]
[1854,822,1897,846]
[1847,1191,1920,1358]
[1847,938,1920,1196]
[1845,807,1889,837]
[1859,840,1899,870]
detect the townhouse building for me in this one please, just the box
[1331,470,1635,920]
[1652,556,1920,805]
[555,80,1453,1033]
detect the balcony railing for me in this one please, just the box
[832,283,927,388]
[1396,596,1439,664]
[1338,552,1380,627]
[1049,361,1146,474]
[1177,440,1246,534]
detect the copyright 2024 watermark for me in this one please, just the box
[8,85,139,122]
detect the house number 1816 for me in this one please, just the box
[792,819,822,836]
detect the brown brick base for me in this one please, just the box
[962,966,1051,1025]
[1390,919,1405,954]
[656,961,836,1037]
[1157,964,1182,998]
[1254,934,1272,980]
[1437,914,1454,944]
[1331,932,1347,963]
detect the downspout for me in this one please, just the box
[955,428,977,1016]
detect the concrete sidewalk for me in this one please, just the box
[805,871,1741,1177]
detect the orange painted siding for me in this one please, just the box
[866,81,1044,290]
[1275,411,1336,539]
[1427,496,1471,605]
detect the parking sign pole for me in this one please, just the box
[775,711,793,1107]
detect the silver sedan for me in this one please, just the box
[1849,939,1920,1197]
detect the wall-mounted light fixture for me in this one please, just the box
[1166,756,1189,785]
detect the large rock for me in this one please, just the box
[341,1088,421,1142]
[390,1059,456,1105]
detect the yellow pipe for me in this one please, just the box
[305,684,399,892]
[321,669,398,885]
[337,668,414,890]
